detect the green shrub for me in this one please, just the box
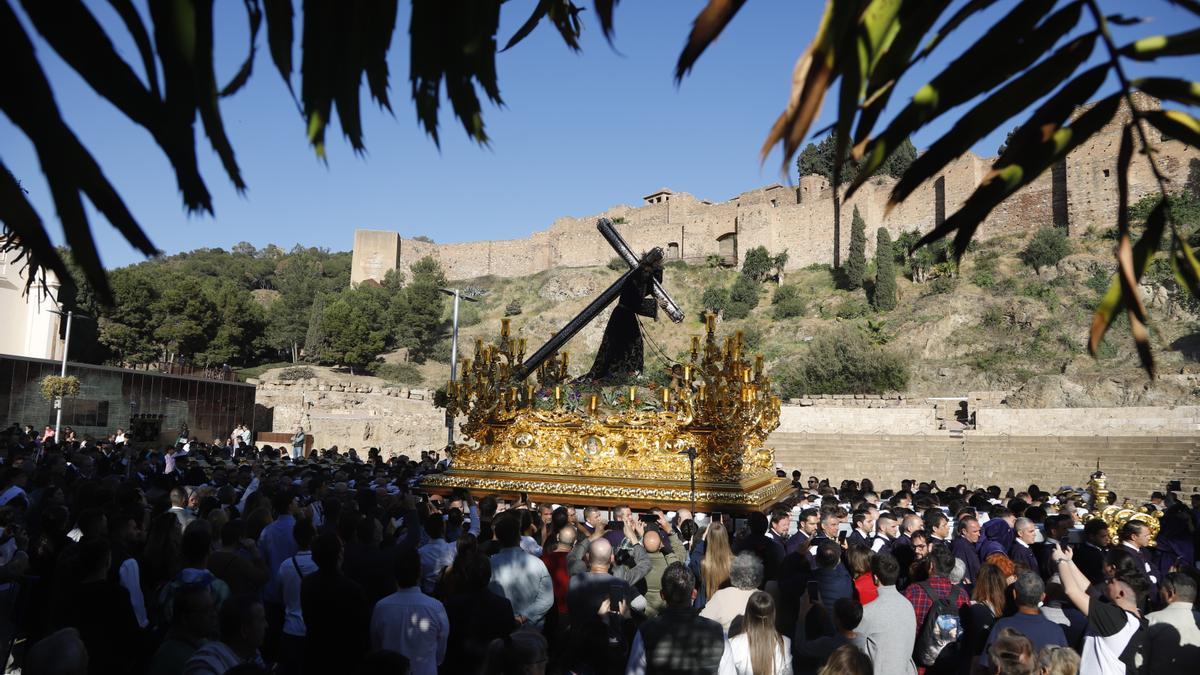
[1021,280,1059,306]
[773,297,806,319]
[1085,267,1111,296]
[741,324,764,351]
[278,366,316,380]
[457,304,482,327]
[772,284,801,305]
[729,275,761,309]
[773,326,909,396]
[430,338,453,363]
[1021,226,1071,272]
[724,300,752,320]
[705,254,726,268]
[607,257,626,271]
[742,246,773,282]
[835,297,871,319]
[701,284,730,314]
[926,276,957,295]
[981,306,1006,329]
[372,362,423,385]
[971,268,997,289]
[504,299,522,316]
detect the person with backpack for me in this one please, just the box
[903,545,968,673]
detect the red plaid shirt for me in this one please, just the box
[903,575,968,630]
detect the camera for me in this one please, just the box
[614,547,635,568]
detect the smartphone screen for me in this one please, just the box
[806,580,820,603]
[838,530,848,544]
[608,583,624,612]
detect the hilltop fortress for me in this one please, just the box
[352,94,1199,284]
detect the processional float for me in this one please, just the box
[420,219,791,511]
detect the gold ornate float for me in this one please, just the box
[419,233,790,512]
[1084,468,1162,545]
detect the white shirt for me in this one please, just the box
[119,557,149,628]
[520,534,543,557]
[727,632,793,674]
[370,587,449,675]
[417,538,457,594]
[277,551,318,636]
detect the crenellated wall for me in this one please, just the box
[353,94,1199,283]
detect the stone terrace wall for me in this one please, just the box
[975,406,1200,436]
[771,432,1200,500]
[255,381,445,458]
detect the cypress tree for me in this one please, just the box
[845,206,867,290]
[873,228,897,311]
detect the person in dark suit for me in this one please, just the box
[734,512,785,584]
[1034,515,1071,581]
[767,508,791,550]
[924,509,953,550]
[870,512,898,556]
[1009,517,1040,573]
[301,533,371,674]
[1073,518,1110,585]
[786,508,819,557]
[846,511,873,550]
[951,515,983,585]
[1118,520,1159,598]
[443,552,519,674]
[812,540,854,606]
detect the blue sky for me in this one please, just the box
[3,1,1199,268]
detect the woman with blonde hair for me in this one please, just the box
[696,520,733,609]
[1036,645,1079,675]
[728,591,792,674]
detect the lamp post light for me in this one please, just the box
[47,309,92,442]
[437,287,481,448]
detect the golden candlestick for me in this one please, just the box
[683,365,692,383]
[705,312,716,334]
[588,394,599,415]
[755,355,764,379]
[554,386,563,406]
[691,336,700,356]
[501,318,511,339]
[742,369,752,384]
[475,338,483,357]
[698,383,707,402]
[661,387,671,406]
[526,384,536,406]
[629,386,638,406]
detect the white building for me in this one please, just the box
[0,245,66,360]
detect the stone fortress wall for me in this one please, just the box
[351,93,1199,285]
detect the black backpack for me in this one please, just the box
[913,581,965,668]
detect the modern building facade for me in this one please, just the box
[0,354,256,445]
[0,246,65,360]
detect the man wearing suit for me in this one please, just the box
[924,510,953,551]
[846,511,874,550]
[1009,517,1040,573]
[1119,520,1159,596]
[1035,515,1071,582]
[872,513,898,555]
[787,508,820,557]
[767,508,791,550]
[950,516,982,586]
[1073,518,1110,585]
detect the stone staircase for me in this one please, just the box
[769,431,1200,501]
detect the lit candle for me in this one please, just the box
[554,386,562,405]
[661,387,671,405]
[705,312,716,334]
[588,394,599,415]
[683,365,692,383]
[518,338,527,356]
[526,384,536,405]
[691,336,700,354]
[742,369,752,384]
[629,386,637,404]
[510,386,518,404]
[501,318,510,339]
[698,383,707,402]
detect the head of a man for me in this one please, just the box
[870,552,901,588]
[1160,571,1198,606]
[910,530,930,560]
[876,513,898,539]
[959,516,982,544]
[815,540,842,571]
[769,509,790,537]
[642,529,662,554]
[1084,518,1111,548]
[832,597,863,635]
[393,548,421,589]
[659,562,696,608]
[928,544,956,579]
[901,514,923,536]
[585,537,613,573]
[729,552,765,590]
[172,585,218,641]
[925,510,950,539]
[219,594,268,653]
[1013,571,1045,609]
[820,512,840,540]
[748,511,768,537]
[1044,514,1069,541]
[556,524,577,551]
[1014,517,1038,545]
[1120,521,1152,549]
[614,505,632,525]
[799,509,819,537]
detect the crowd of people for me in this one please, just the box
[0,422,1198,675]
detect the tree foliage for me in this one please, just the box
[4,0,1199,374]
[1021,226,1072,273]
[873,228,897,311]
[740,246,790,282]
[773,327,909,397]
[844,207,868,290]
[771,284,806,319]
[796,133,916,184]
[700,284,730,314]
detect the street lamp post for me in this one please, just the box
[437,288,480,449]
[48,309,91,442]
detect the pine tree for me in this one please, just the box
[873,228,897,311]
[845,206,867,290]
